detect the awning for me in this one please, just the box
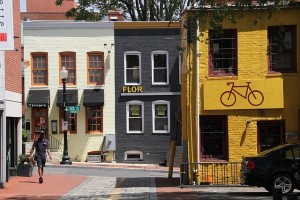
[27,90,50,108]
[56,89,78,107]
[83,89,104,107]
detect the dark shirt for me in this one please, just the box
[32,138,49,158]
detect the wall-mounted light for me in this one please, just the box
[51,120,57,134]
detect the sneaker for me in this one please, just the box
[39,177,43,184]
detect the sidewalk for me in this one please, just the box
[0,162,192,200]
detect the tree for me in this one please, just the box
[56,0,299,24]
[55,0,193,21]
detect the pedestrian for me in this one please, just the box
[29,131,52,184]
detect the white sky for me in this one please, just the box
[20,0,26,12]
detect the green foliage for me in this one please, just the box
[22,128,28,139]
[19,154,31,164]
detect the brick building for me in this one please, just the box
[181,7,300,184]
[0,0,22,188]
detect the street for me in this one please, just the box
[1,164,300,199]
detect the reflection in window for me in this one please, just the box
[201,115,228,161]
[86,106,102,133]
[88,52,104,84]
[152,51,168,84]
[209,29,237,76]
[126,101,143,133]
[268,25,296,72]
[152,101,170,133]
[32,53,48,85]
[125,52,141,84]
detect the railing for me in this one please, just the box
[48,135,63,151]
[180,162,242,186]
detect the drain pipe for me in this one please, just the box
[196,22,200,164]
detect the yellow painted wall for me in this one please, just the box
[181,7,300,171]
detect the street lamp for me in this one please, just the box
[60,66,72,165]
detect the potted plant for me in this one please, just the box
[17,154,34,177]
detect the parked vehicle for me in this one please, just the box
[241,143,300,194]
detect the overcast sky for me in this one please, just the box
[20,0,26,12]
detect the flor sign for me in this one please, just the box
[0,0,14,50]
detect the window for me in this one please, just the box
[59,108,77,133]
[86,106,103,133]
[60,52,76,85]
[124,52,141,85]
[152,51,169,85]
[87,52,104,85]
[126,101,144,133]
[209,29,237,76]
[152,101,170,133]
[124,150,143,161]
[31,52,48,85]
[200,115,228,161]
[268,25,296,73]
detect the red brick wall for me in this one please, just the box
[5,0,22,94]
[26,0,77,12]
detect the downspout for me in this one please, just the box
[196,21,200,163]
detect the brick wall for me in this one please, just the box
[5,0,21,94]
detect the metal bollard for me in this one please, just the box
[272,188,282,200]
[287,193,297,200]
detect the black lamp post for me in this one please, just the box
[60,66,72,165]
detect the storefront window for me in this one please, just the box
[200,115,228,161]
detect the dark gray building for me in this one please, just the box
[114,22,181,165]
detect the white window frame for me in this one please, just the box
[124,150,143,161]
[124,51,141,85]
[152,100,170,133]
[126,101,144,134]
[151,51,169,85]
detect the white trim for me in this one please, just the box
[152,100,170,133]
[121,92,180,96]
[124,150,143,161]
[126,100,144,134]
[124,51,141,85]
[151,51,169,85]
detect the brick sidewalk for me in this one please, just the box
[0,174,87,200]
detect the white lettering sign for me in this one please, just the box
[0,0,14,50]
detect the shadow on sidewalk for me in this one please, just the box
[155,177,180,187]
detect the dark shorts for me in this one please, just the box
[35,155,46,167]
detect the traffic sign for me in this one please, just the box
[62,120,68,131]
[66,106,80,113]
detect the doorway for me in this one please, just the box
[257,120,285,153]
[31,108,48,139]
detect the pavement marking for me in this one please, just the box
[150,177,158,200]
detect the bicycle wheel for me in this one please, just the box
[248,90,264,106]
[220,91,236,107]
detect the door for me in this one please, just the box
[31,108,48,139]
[257,120,285,153]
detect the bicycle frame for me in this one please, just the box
[227,82,253,99]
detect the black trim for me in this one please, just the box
[56,89,78,107]
[83,89,104,107]
[27,90,50,108]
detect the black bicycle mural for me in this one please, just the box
[220,82,264,107]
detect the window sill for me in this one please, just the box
[206,76,238,80]
[266,72,298,77]
[86,131,102,134]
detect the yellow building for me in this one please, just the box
[181,7,300,184]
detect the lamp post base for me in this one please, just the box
[60,156,72,165]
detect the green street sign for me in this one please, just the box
[66,106,80,113]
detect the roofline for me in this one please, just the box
[23,21,114,30]
[114,21,181,29]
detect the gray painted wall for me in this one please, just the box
[115,28,181,165]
